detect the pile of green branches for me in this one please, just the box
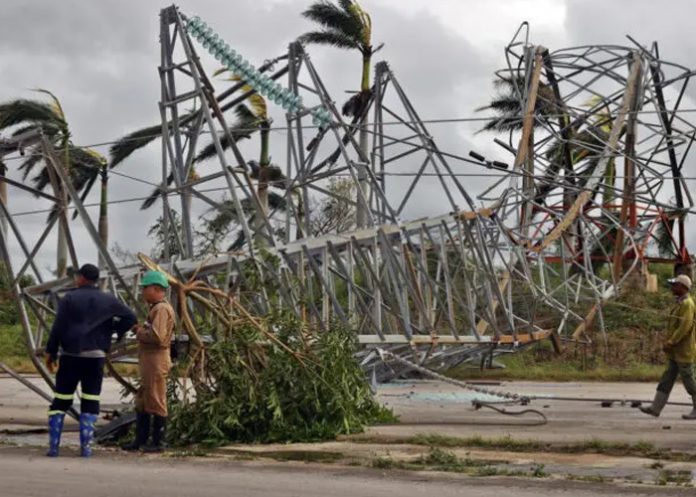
[167,312,394,446]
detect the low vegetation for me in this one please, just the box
[167,313,395,446]
[368,446,544,478]
[450,284,677,382]
[358,433,696,462]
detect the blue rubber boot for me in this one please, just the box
[46,412,65,457]
[79,413,99,458]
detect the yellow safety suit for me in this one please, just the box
[664,295,696,364]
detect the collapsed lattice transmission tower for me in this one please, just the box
[0,11,694,394]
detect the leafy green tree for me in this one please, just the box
[196,192,287,256]
[310,178,356,236]
[148,210,184,259]
[0,262,35,325]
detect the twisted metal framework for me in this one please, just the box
[0,11,694,394]
[468,24,696,341]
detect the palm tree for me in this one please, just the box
[216,73,290,243]
[117,105,285,253]
[0,91,107,277]
[108,101,261,261]
[300,0,379,227]
[477,75,556,134]
[132,107,260,211]
[481,79,620,206]
[478,74,559,242]
[108,54,286,208]
[479,77,624,274]
[97,158,109,270]
[191,72,290,252]
[110,99,263,212]
[300,0,375,117]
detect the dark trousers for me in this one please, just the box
[48,356,106,415]
[657,360,696,397]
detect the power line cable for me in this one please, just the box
[5,106,696,156]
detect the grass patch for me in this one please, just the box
[0,323,138,375]
[369,447,539,478]
[471,466,501,477]
[419,447,498,471]
[0,324,25,358]
[565,474,610,484]
[530,463,548,478]
[410,434,545,452]
[0,325,33,372]
[110,364,139,376]
[562,439,663,458]
[421,446,458,466]
[357,434,696,462]
[0,356,35,373]
[163,448,211,458]
[448,346,664,382]
[211,449,344,464]
[370,455,398,469]
[231,454,257,461]
[656,469,694,486]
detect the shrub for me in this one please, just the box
[167,312,395,445]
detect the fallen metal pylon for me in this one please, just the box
[0,11,693,403]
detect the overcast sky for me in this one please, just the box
[1,0,696,275]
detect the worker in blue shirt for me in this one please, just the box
[45,264,137,457]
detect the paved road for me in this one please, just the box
[0,448,693,497]
[373,380,696,451]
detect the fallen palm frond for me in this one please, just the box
[134,253,393,445]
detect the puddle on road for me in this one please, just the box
[376,381,550,404]
[392,391,504,404]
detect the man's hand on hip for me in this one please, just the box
[44,353,56,374]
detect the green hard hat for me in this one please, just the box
[140,270,169,288]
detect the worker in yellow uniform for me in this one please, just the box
[640,274,696,419]
[122,271,176,452]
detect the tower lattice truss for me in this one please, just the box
[1,13,694,384]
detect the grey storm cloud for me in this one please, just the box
[0,0,496,272]
[3,0,696,273]
[563,0,696,102]
[562,0,696,251]
[563,0,696,57]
